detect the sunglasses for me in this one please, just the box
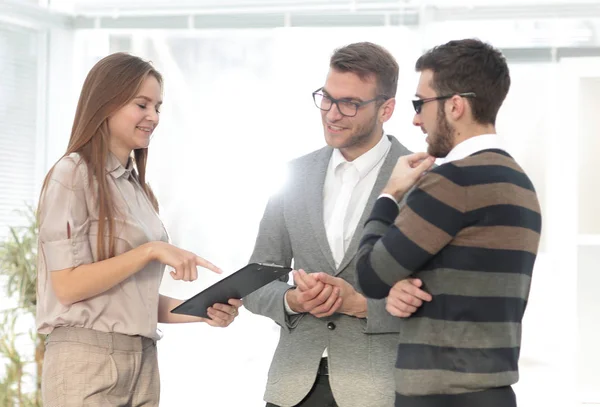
[412,92,476,114]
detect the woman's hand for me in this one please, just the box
[202,299,243,327]
[147,241,222,281]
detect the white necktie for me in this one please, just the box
[328,163,359,268]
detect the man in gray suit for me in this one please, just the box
[243,42,431,407]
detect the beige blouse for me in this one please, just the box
[36,152,168,340]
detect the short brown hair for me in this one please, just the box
[330,42,399,98]
[415,39,510,125]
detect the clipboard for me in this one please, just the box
[170,262,292,318]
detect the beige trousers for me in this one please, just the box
[42,327,160,407]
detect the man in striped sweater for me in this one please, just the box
[355,39,542,407]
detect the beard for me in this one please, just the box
[325,111,379,151]
[427,104,455,158]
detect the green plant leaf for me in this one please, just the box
[0,205,42,406]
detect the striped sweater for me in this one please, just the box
[356,149,541,406]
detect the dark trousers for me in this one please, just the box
[266,359,337,407]
[395,386,517,407]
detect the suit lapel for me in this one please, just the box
[335,136,409,274]
[304,147,337,272]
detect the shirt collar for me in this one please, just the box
[107,152,134,179]
[331,133,391,179]
[442,133,505,164]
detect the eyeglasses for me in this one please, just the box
[412,92,476,114]
[312,88,389,118]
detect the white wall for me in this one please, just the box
[2,19,599,406]
[576,75,600,404]
[59,29,593,406]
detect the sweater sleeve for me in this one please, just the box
[356,166,466,299]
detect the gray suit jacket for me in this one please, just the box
[244,135,412,407]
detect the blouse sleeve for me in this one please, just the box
[38,156,94,271]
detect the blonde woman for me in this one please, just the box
[37,53,241,407]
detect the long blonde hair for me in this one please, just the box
[39,52,162,261]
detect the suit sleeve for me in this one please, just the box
[363,297,405,333]
[242,179,304,332]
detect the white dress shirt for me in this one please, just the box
[323,134,392,267]
[284,134,392,357]
[441,133,505,164]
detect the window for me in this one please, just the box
[0,25,39,239]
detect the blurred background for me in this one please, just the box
[0,0,599,405]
